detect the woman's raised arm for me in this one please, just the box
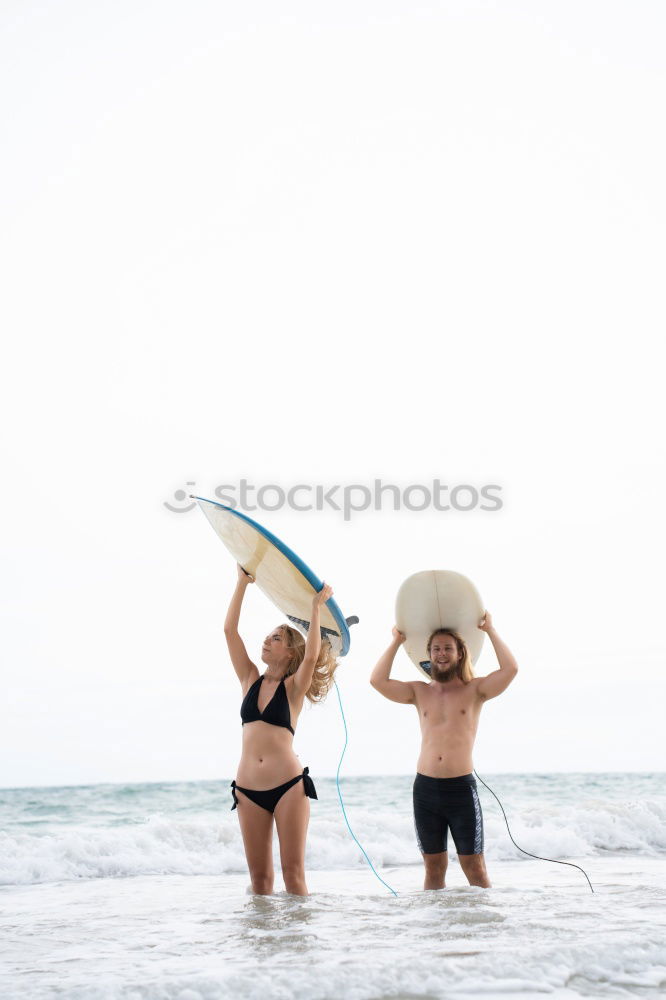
[290,583,333,697]
[224,564,259,689]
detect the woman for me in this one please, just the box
[224,563,338,896]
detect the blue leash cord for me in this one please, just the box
[333,681,398,897]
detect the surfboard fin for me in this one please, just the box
[287,615,340,642]
[419,661,433,675]
[345,616,359,627]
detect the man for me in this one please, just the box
[370,612,518,889]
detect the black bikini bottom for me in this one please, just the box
[231,767,317,814]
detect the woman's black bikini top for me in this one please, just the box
[240,675,294,735]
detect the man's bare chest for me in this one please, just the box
[416,684,481,726]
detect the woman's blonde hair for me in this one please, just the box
[280,624,339,702]
[426,628,475,683]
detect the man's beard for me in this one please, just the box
[430,663,460,683]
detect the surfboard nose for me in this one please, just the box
[194,495,357,656]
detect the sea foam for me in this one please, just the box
[2,785,665,886]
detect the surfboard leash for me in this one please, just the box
[473,770,595,893]
[333,681,398,897]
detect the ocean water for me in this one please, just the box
[1,773,665,999]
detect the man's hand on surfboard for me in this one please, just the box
[313,583,333,607]
[477,610,493,632]
[392,626,406,645]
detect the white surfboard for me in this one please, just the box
[193,496,357,657]
[395,570,485,678]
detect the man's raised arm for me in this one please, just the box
[370,627,416,704]
[476,611,519,701]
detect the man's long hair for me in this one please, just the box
[426,628,475,683]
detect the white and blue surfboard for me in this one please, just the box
[193,496,358,657]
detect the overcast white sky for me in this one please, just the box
[1,1,665,788]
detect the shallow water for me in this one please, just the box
[3,861,666,999]
[1,774,665,998]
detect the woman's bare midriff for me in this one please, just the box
[236,723,304,788]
